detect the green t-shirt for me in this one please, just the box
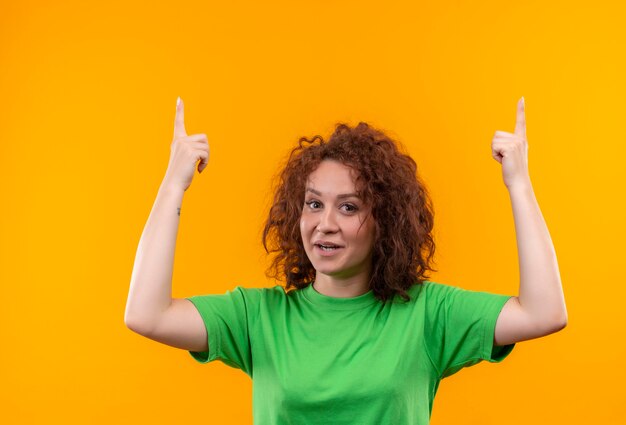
[185,280,515,424]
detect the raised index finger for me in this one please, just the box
[173,96,187,139]
[514,96,526,138]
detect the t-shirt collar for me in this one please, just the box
[302,281,379,310]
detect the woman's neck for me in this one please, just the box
[312,273,371,298]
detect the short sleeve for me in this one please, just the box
[185,286,258,378]
[423,282,516,379]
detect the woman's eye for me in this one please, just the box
[305,200,321,209]
[305,200,358,213]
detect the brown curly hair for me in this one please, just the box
[262,121,437,305]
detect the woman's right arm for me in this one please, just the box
[124,97,210,351]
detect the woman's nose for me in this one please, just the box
[317,208,339,233]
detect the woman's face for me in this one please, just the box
[300,159,376,280]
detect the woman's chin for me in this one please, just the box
[314,267,357,279]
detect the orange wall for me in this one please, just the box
[1,0,623,423]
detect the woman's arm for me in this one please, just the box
[491,98,567,345]
[124,182,184,333]
[124,97,210,334]
[508,181,567,326]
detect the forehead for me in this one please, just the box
[305,160,360,192]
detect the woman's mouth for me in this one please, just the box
[315,244,343,256]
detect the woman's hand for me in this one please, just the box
[162,97,210,192]
[491,97,531,190]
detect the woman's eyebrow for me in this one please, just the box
[305,187,361,199]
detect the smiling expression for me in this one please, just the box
[300,159,376,280]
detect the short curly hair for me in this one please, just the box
[262,121,437,304]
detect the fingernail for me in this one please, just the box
[522,96,525,104]
[177,96,181,107]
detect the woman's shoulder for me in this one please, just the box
[406,280,441,295]
[406,280,463,303]
[230,283,291,300]
[418,280,463,293]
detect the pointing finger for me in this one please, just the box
[173,96,187,139]
[514,96,526,138]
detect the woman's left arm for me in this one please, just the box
[491,97,568,346]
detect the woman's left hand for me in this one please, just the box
[491,97,531,190]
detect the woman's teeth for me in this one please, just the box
[317,244,338,251]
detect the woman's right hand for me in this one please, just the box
[162,97,210,192]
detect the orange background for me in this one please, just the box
[1,0,624,423]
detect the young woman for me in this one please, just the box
[125,97,567,424]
